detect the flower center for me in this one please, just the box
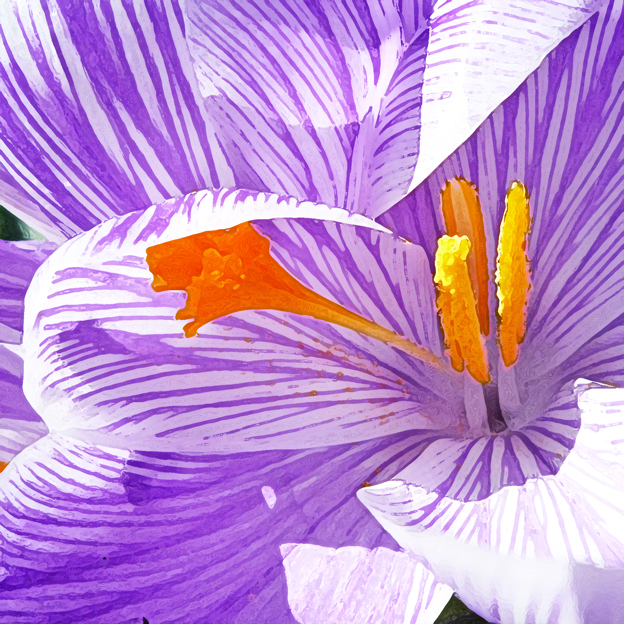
[146,222,445,370]
[146,181,530,395]
[435,177,532,384]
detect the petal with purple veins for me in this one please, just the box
[1,0,604,237]
[0,427,443,623]
[282,544,452,624]
[0,0,232,241]
[0,240,56,344]
[371,379,581,505]
[185,0,602,219]
[408,0,605,198]
[22,189,463,452]
[185,0,429,218]
[382,0,624,422]
[0,345,48,464]
[359,381,624,624]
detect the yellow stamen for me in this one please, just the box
[146,222,444,370]
[496,181,532,367]
[434,235,490,384]
[440,177,490,335]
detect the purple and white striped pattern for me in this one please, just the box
[345,30,428,218]
[394,382,580,502]
[359,381,624,624]
[407,0,605,196]
[0,240,56,344]
[0,346,47,464]
[185,0,602,219]
[22,188,463,453]
[281,544,453,624]
[0,0,603,237]
[0,242,52,462]
[0,427,443,623]
[186,0,429,218]
[382,0,624,418]
[0,0,232,241]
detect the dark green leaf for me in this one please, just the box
[0,206,41,241]
[435,595,492,624]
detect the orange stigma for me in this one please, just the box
[146,222,444,369]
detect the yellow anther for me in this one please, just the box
[434,235,491,384]
[496,181,532,367]
[440,177,490,336]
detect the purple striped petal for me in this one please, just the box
[0,0,232,241]
[0,427,441,623]
[407,0,604,199]
[382,0,624,420]
[185,0,603,219]
[0,240,56,344]
[396,381,580,501]
[23,189,462,453]
[282,544,452,624]
[359,381,624,624]
[0,345,47,463]
[186,0,429,218]
[2,1,601,236]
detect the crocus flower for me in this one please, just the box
[0,0,611,622]
[358,2,624,622]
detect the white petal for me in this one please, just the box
[282,544,452,624]
[359,382,624,624]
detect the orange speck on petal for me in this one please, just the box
[434,235,490,384]
[146,222,444,369]
[496,182,532,367]
[440,177,490,336]
[0,462,8,473]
